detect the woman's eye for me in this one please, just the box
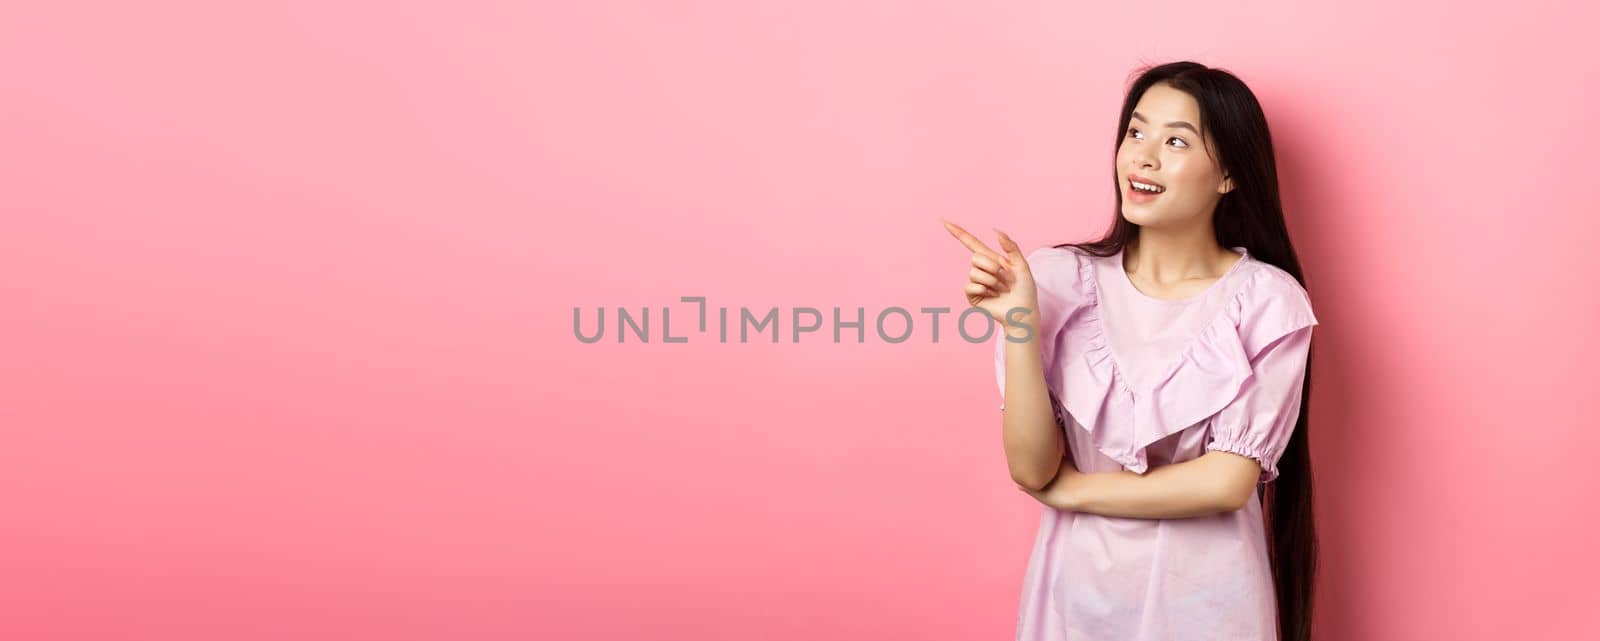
[1126,128,1188,149]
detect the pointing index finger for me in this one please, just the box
[942,220,1005,264]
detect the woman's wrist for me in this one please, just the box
[1000,309,1043,342]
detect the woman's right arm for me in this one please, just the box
[1000,310,1064,491]
[940,219,1063,491]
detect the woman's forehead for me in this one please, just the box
[1132,86,1206,141]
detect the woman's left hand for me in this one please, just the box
[1017,458,1084,510]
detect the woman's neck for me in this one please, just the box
[1125,229,1238,285]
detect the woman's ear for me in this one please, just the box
[1218,174,1234,195]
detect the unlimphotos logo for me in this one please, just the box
[573,296,1038,344]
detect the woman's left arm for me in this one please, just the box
[1019,451,1262,519]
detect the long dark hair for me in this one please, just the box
[1056,61,1318,641]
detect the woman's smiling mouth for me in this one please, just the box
[1127,175,1166,202]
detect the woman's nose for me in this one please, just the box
[1135,147,1159,170]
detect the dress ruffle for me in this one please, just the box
[996,246,1318,474]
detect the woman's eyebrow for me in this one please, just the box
[1131,112,1199,135]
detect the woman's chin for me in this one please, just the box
[1120,208,1160,225]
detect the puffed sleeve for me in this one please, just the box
[1204,324,1313,484]
[993,246,1086,413]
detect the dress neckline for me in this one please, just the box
[1110,245,1251,305]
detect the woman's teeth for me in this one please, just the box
[1132,181,1164,193]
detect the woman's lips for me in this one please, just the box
[1127,181,1164,203]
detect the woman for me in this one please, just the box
[943,61,1319,641]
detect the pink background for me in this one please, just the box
[4,1,1596,639]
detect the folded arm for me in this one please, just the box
[1020,451,1262,519]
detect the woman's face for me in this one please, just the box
[1116,82,1233,228]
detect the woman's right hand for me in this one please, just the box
[941,219,1040,329]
